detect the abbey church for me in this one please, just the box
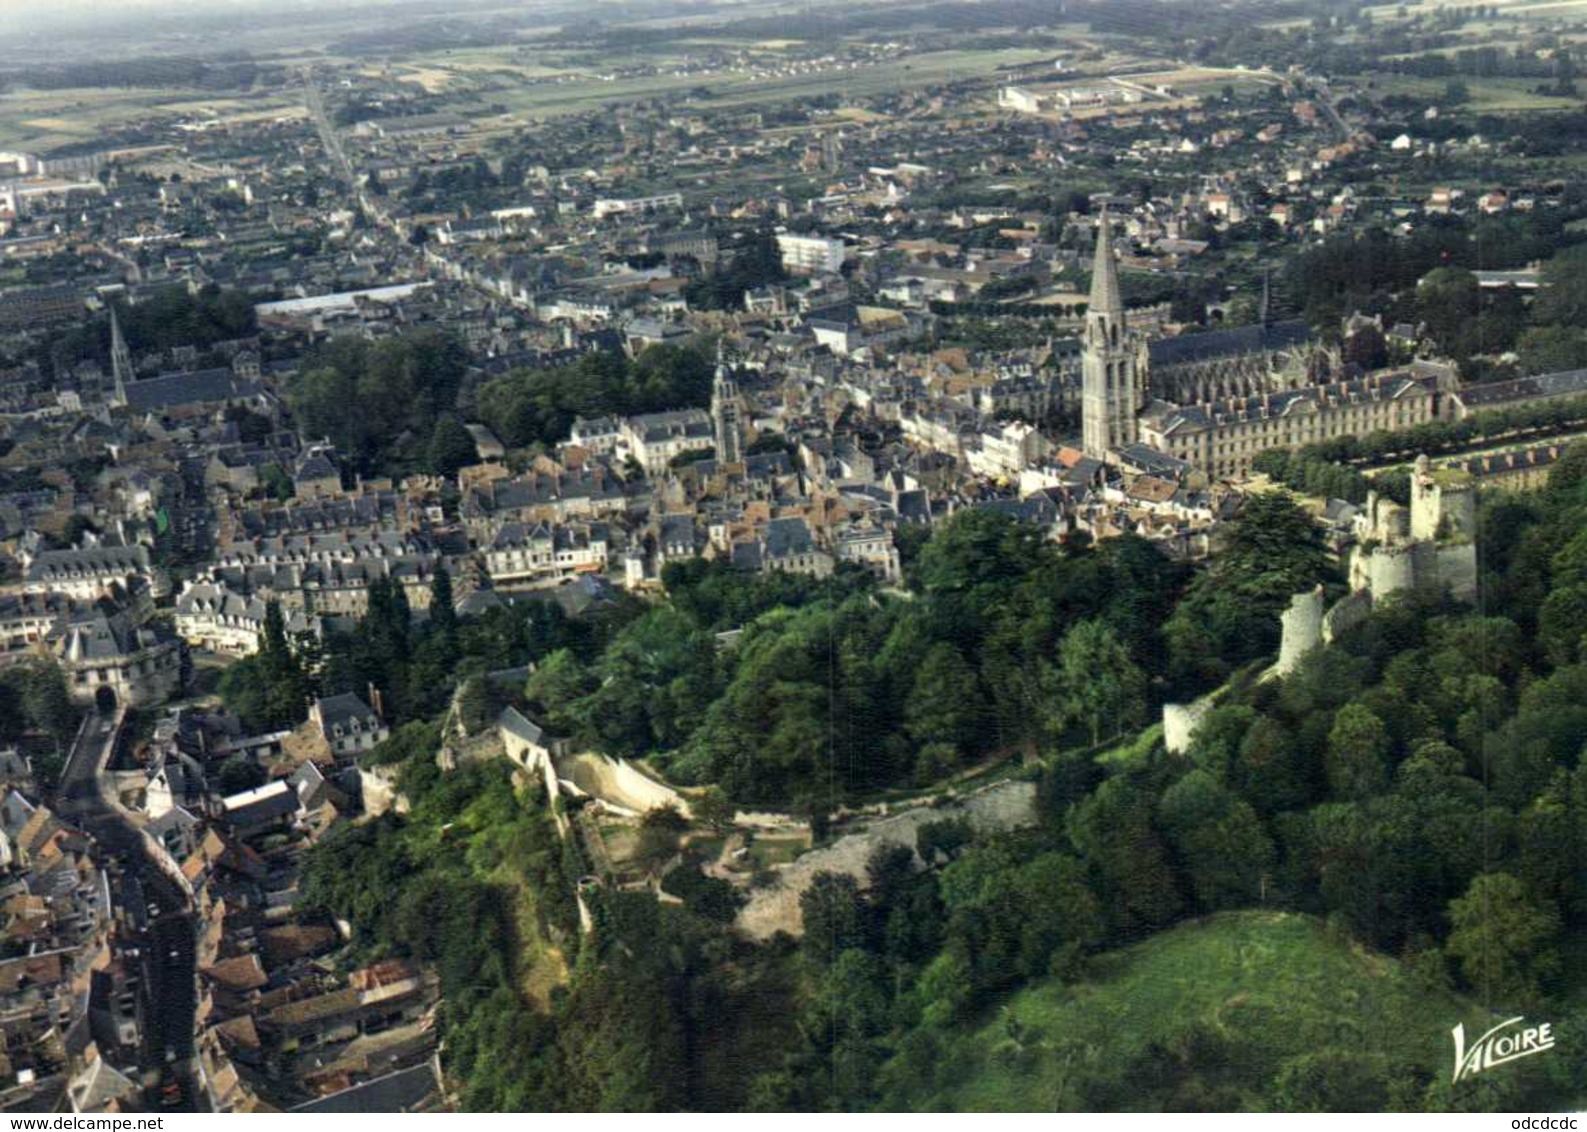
[1081,212,1440,479]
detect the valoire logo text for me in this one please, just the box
[1452,1016,1555,1083]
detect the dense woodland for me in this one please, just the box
[0,660,77,785]
[289,452,1587,1109]
[477,341,715,452]
[16,284,259,378]
[282,327,716,479]
[1280,204,1587,377]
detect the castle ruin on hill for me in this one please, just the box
[1166,455,1478,753]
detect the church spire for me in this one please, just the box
[1080,205,1140,461]
[712,339,742,466]
[109,307,132,409]
[1089,206,1122,318]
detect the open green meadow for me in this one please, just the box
[1360,73,1583,112]
[0,85,304,152]
[469,46,1057,119]
[926,911,1494,1111]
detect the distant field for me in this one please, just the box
[1359,73,1580,112]
[925,911,1491,1111]
[0,85,299,151]
[466,46,1059,119]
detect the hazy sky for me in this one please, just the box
[0,0,462,35]
[6,0,238,22]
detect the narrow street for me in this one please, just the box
[54,708,208,1112]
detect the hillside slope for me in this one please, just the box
[914,911,1498,1111]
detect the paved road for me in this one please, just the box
[55,708,208,1111]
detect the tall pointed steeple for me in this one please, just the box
[109,307,132,409]
[1088,206,1123,318]
[1080,206,1141,460]
[711,339,742,466]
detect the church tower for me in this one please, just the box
[109,307,132,409]
[711,341,743,466]
[1081,209,1141,460]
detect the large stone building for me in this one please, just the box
[1079,218,1432,478]
[173,578,319,656]
[1139,372,1440,480]
[56,611,183,709]
[482,521,609,590]
[309,693,389,760]
[620,409,715,475]
[1146,310,1328,405]
[20,543,154,602]
[776,233,847,276]
[1347,455,1478,604]
[1272,455,1479,679]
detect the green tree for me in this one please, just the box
[913,947,974,1028]
[1166,491,1329,692]
[633,804,688,874]
[429,565,457,640]
[524,648,591,735]
[915,509,1046,594]
[455,675,499,734]
[0,681,22,746]
[1273,1050,1395,1112]
[1537,584,1587,667]
[940,842,1103,989]
[1046,618,1147,746]
[1533,243,1587,329]
[19,661,75,743]
[1159,769,1276,909]
[1069,775,1184,937]
[1326,702,1391,799]
[1447,872,1560,1006]
[427,417,478,477]
[288,330,467,476]
[1417,267,1480,358]
[800,871,868,964]
[690,786,736,832]
[1517,325,1587,375]
[904,641,984,755]
[216,756,267,795]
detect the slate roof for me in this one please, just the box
[763,517,816,557]
[290,1061,442,1114]
[123,369,264,412]
[658,514,696,550]
[62,613,171,662]
[1117,443,1192,478]
[295,451,339,483]
[632,409,712,443]
[1455,368,1587,408]
[972,494,1065,526]
[314,693,378,732]
[25,544,149,585]
[1147,319,1313,368]
[1145,373,1432,435]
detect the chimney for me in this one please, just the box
[367,683,385,720]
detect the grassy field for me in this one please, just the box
[932,911,1490,1111]
[471,46,1058,119]
[1361,73,1583,112]
[0,85,303,151]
